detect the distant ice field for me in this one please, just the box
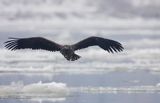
[0,31,159,101]
[0,33,159,74]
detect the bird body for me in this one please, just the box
[60,45,80,61]
[4,36,124,61]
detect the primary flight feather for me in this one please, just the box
[4,36,124,61]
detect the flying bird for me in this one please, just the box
[4,36,124,61]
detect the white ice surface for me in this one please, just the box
[74,84,160,94]
[0,81,160,99]
[0,81,69,98]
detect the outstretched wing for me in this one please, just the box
[72,36,124,53]
[4,37,62,51]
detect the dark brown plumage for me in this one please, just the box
[4,36,124,61]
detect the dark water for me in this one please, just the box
[0,93,159,103]
[0,70,160,86]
